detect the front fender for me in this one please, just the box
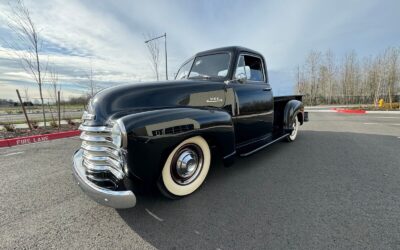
[118,107,235,183]
[283,100,304,131]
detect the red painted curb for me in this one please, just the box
[336,109,366,114]
[330,108,366,114]
[0,130,80,148]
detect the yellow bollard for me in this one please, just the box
[378,99,384,108]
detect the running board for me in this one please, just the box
[239,133,289,157]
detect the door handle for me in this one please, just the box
[263,87,272,91]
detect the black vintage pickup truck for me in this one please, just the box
[73,46,307,208]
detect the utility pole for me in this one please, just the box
[164,33,168,80]
[145,33,168,80]
[297,65,300,94]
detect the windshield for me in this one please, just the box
[187,53,230,79]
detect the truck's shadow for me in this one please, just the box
[117,131,400,249]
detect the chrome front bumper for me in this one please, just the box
[72,149,136,209]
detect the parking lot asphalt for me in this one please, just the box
[1,112,400,249]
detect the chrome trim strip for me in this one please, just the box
[83,160,124,180]
[80,133,112,143]
[81,143,120,158]
[239,133,289,157]
[79,124,112,132]
[81,140,118,149]
[223,150,236,159]
[116,119,128,149]
[236,111,273,119]
[82,153,123,169]
[73,149,136,209]
[85,174,117,184]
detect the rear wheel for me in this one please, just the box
[286,115,299,142]
[158,136,211,199]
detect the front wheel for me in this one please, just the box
[157,136,211,199]
[286,115,299,142]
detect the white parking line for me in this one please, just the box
[145,208,164,222]
[1,151,24,157]
[364,122,400,126]
[305,110,336,113]
[377,117,399,119]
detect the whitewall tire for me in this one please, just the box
[287,115,299,142]
[158,136,211,198]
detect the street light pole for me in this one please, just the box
[144,33,168,80]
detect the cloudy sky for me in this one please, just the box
[0,0,399,101]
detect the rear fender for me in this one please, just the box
[283,100,304,131]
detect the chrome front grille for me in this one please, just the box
[79,124,126,190]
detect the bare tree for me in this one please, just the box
[49,67,61,103]
[295,64,308,96]
[306,51,321,105]
[296,46,400,107]
[144,34,161,81]
[23,87,30,102]
[324,50,337,104]
[372,55,385,107]
[5,0,48,128]
[85,60,97,98]
[296,65,301,94]
[384,47,399,108]
[46,67,61,127]
[341,51,360,104]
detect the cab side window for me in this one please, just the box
[234,55,264,82]
[176,59,194,80]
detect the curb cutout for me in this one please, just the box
[0,130,80,148]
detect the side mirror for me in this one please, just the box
[236,73,247,83]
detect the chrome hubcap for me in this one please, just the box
[171,144,204,185]
[176,149,198,178]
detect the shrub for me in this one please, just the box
[65,117,75,126]
[382,102,400,110]
[30,120,39,129]
[3,123,15,132]
[50,120,58,128]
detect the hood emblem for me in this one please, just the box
[206,97,223,103]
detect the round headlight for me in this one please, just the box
[111,123,122,147]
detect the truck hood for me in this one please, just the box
[86,80,228,126]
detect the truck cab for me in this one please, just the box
[175,46,303,153]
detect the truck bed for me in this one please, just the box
[273,95,303,130]
[274,95,303,103]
